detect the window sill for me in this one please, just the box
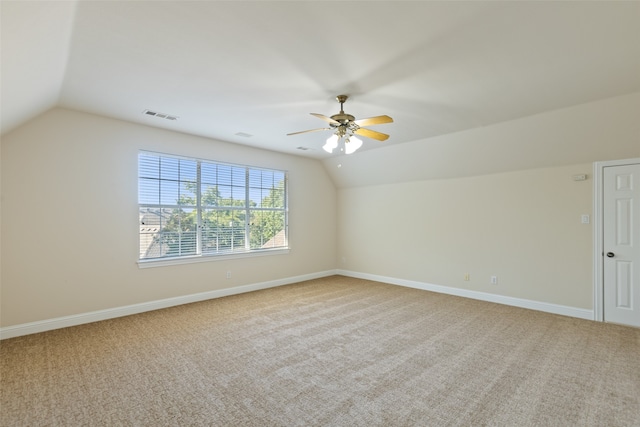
[137,248,290,269]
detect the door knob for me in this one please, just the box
[606,252,615,258]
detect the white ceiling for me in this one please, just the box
[2,1,640,158]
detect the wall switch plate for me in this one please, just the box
[464,273,470,281]
[581,214,590,224]
[491,275,498,285]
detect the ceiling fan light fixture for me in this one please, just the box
[344,135,362,154]
[288,95,393,154]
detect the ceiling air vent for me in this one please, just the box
[143,110,179,121]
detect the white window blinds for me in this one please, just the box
[138,152,287,261]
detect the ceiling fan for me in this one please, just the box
[287,95,393,154]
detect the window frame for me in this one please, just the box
[138,151,289,268]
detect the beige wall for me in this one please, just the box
[334,94,640,311]
[338,165,594,308]
[1,108,337,327]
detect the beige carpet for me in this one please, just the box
[1,275,639,426]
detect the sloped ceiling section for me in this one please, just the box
[1,1,640,160]
[0,1,77,135]
[323,92,640,188]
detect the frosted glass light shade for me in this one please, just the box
[345,136,363,154]
[323,134,339,153]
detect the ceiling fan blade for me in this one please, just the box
[287,127,331,136]
[354,115,394,127]
[355,127,390,141]
[310,113,340,126]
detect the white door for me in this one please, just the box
[603,163,640,327]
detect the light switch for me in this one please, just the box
[581,214,590,224]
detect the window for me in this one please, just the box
[138,152,287,262]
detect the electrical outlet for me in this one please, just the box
[464,273,470,281]
[490,275,498,285]
[226,271,232,279]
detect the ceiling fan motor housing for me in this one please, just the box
[330,113,356,126]
[331,95,355,127]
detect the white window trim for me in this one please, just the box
[138,151,288,265]
[137,247,290,269]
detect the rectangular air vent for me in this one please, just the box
[143,110,179,121]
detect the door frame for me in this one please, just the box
[593,157,640,322]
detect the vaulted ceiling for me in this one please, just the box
[2,1,640,159]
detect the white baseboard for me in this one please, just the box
[337,270,595,321]
[1,269,595,340]
[0,270,338,340]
